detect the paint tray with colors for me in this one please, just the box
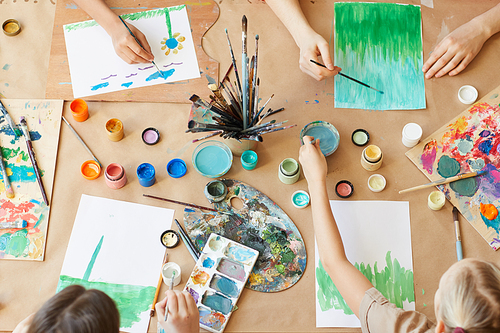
[184,233,259,333]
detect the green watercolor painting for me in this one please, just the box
[334,2,425,110]
[316,251,414,314]
[56,236,155,329]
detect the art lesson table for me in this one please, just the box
[1,0,500,332]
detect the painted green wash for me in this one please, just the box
[64,6,184,32]
[0,229,29,257]
[316,251,414,314]
[83,235,104,281]
[1,147,29,161]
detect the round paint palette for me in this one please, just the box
[192,140,233,178]
[300,121,340,156]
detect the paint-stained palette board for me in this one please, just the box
[184,233,259,333]
[406,84,500,250]
[46,0,219,103]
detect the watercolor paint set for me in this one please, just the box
[184,233,259,332]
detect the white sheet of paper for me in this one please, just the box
[58,194,174,333]
[63,6,200,98]
[315,200,415,327]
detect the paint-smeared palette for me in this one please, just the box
[184,233,258,333]
[184,179,307,293]
[406,86,500,250]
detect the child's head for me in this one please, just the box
[28,285,120,333]
[434,258,500,333]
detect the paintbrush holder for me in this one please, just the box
[225,138,258,156]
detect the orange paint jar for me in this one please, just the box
[70,99,89,122]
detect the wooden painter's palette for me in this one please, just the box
[183,179,307,293]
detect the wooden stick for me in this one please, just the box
[399,170,487,194]
[143,194,218,212]
[150,251,168,316]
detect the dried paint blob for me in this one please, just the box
[480,203,498,221]
[216,258,246,282]
[450,177,480,197]
[191,268,210,286]
[225,243,257,265]
[142,127,160,145]
[202,256,215,269]
[210,274,239,298]
[437,155,460,178]
[351,129,370,146]
[186,287,200,304]
[208,235,224,252]
[335,180,353,198]
[202,291,233,315]
[198,306,226,330]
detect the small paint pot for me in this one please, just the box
[300,120,340,156]
[204,180,228,203]
[136,163,156,187]
[192,140,232,178]
[279,158,300,184]
[361,146,383,171]
[81,160,101,180]
[167,158,187,178]
[160,230,180,248]
[104,163,127,189]
[241,150,258,170]
[367,174,386,192]
[162,262,182,287]
[2,19,21,36]
[335,180,354,198]
[402,123,423,148]
[70,99,89,122]
[458,85,478,105]
[142,127,160,145]
[428,190,445,211]
[352,129,370,146]
[291,190,310,209]
[105,118,124,142]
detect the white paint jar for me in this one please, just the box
[161,262,182,287]
[402,123,423,148]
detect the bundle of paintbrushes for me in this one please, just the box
[187,16,295,142]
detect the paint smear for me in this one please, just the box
[90,82,109,91]
[2,64,11,71]
[316,251,414,314]
[145,69,175,82]
[225,243,257,265]
[198,306,226,330]
[437,155,460,178]
[420,140,437,174]
[202,256,215,268]
[450,177,479,197]
[186,287,200,303]
[202,291,233,315]
[191,267,210,286]
[121,82,133,88]
[216,258,246,282]
[480,203,498,220]
[210,274,239,298]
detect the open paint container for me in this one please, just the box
[335,180,353,198]
[300,120,340,156]
[142,127,160,145]
[351,129,370,146]
[192,141,233,178]
[184,233,259,333]
[291,190,310,208]
[162,262,182,287]
[81,160,101,180]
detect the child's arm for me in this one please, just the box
[299,136,373,318]
[266,0,341,81]
[422,3,500,78]
[73,0,154,64]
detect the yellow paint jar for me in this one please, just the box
[2,19,21,36]
[428,190,445,210]
[105,118,124,141]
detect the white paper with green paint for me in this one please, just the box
[315,200,415,327]
[63,6,200,98]
[57,194,174,333]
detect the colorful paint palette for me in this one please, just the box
[184,233,258,333]
[184,179,307,293]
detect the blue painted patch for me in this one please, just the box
[202,256,215,268]
[481,211,500,233]
[479,139,493,155]
[145,69,175,82]
[2,64,11,71]
[166,38,179,49]
[90,82,109,91]
[121,82,133,88]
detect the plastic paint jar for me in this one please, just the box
[351,129,370,146]
[428,190,445,210]
[105,118,124,142]
[204,180,228,203]
[279,158,300,184]
[142,127,160,145]
[137,163,156,187]
[335,180,353,198]
[458,85,478,104]
[192,141,233,178]
[402,123,423,148]
[241,150,258,170]
[166,158,187,178]
[291,190,310,209]
[2,19,21,36]
[104,163,127,189]
[367,174,386,192]
[162,262,182,287]
[361,145,383,171]
[81,160,101,180]
[70,99,89,122]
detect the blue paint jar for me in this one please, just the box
[167,158,187,178]
[137,163,156,187]
[241,150,258,170]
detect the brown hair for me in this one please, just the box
[438,259,500,333]
[28,285,120,333]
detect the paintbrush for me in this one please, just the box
[164,270,175,322]
[218,63,234,91]
[225,29,243,97]
[143,194,218,212]
[244,120,287,135]
[175,219,200,259]
[265,107,285,117]
[258,124,297,136]
[255,94,275,125]
[192,131,222,143]
[118,16,164,79]
[62,116,101,166]
[150,252,169,317]
[0,137,14,199]
[241,119,276,133]
[190,95,241,125]
[0,100,20,137]
[309,59,384,94]
[399,170,487,194]
[452,207,463,261]
[242,15,248,129]
[188,120,241,132]
[252,35,259,117]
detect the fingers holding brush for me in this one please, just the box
[157,290,199,333]
[112,21,154,64]
[298,33,341,81]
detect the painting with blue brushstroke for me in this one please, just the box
[63,6,200,98]
[334,2,425,110]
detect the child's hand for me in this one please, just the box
[156,290,199,333]
[110,21,155,64]
[297,31,341,81]
[422,18,489,78]
[13,313,34,333]
[299,136,327,184]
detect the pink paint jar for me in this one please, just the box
[105,163,127,189]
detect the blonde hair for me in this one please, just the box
[438,259,500,333]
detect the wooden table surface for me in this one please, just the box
[1,0,500,332]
